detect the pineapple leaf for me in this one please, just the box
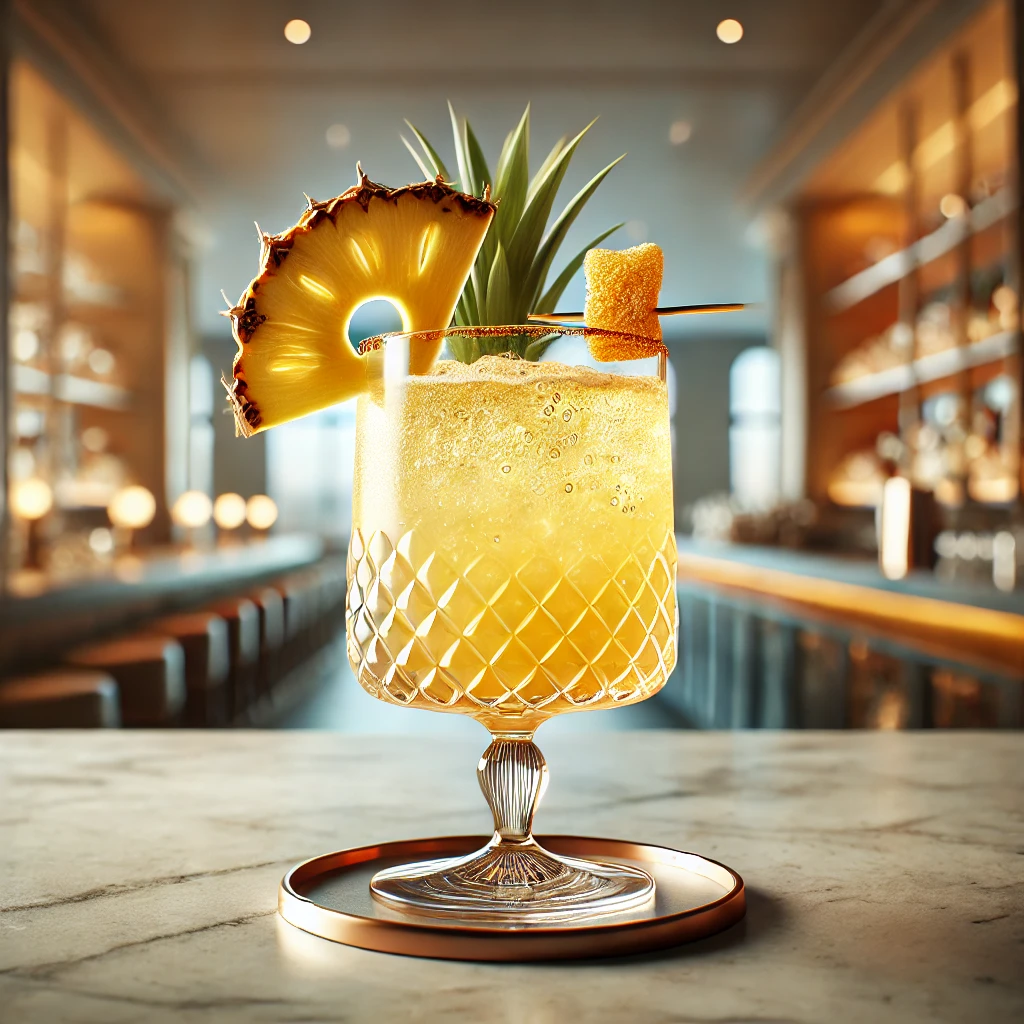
[403,120,450,180]
[401,108,622,359]
[465,120,492,197]
[523,332,560,361]
[507,118,598,289]
[493,106,530,247]
[448,101,475,196]
[401,136,435,182]
[528,136,568,204]
[524,153,626,310]
[485,244,511,324]
[464,118,498,273]
[534,223,625,315]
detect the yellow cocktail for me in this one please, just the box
[348,347,676,733]
[347,327,677,922]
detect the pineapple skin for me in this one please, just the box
[226,171,495,436]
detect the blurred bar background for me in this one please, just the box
[1,0,1021,732]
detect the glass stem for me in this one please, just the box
[478,734,546,847]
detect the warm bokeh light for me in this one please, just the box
[716,18,743,44]
[284,18,311,44]
[171,490,213,529]
[669,120,692,145]
[325,123,351,149]
[89,527,115,555]
[213,492,247,530]
[10,477,53,521]
[939,193,967,219]
[87,348,116,376]
[108,485,156,530]
[246,494,279,531]
[879,477,911,580]
[993,531,1017,592]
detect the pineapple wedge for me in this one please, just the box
[226,169,495,435]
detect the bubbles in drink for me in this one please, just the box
[350,354,675,721]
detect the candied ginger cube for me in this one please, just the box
[584,243,663,348]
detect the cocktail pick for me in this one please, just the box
[528,303,749,324]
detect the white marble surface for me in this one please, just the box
[1,730,1021,1023]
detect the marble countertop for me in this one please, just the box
[1,731,1021,1023]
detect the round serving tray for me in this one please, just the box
[279,834,745,962]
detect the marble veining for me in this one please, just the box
[1,731,1021,1023]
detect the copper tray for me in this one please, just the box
[279,834,745,961]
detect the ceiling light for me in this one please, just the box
[284,18,311,44]
[325,123,351,150]
[716,19,743,44]
[669,120,692,145]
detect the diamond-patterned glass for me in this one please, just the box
[347,528,677,727]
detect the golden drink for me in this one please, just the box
[348,354,677,732]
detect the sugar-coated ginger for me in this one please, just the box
[584,244,663,358]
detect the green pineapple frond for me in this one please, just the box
[402,103,624,360]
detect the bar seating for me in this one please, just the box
[273,573,317,674]
[0,670,121,728]
[65,636,186,726]
[315,556,348,645]
[248,585,285,701]
[205,596,261,721]
[147,613,231,727]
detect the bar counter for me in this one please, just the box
[677,538,1024,676]
[0,535,324,676]
[1,731,1020,1022]
[670,539,1024,730]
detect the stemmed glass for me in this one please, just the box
[346,326,677,922]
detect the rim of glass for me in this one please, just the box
[357,324,668,360]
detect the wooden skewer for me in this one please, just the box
[528,303,749,324]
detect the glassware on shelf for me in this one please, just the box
[346,326,677,922]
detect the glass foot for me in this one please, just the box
[370,735,656,923]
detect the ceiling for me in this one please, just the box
[41,0,888,337]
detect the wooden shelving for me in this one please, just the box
[825,188,1014,312]
[825,330,1018,409]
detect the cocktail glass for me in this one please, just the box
[347,326,677,922]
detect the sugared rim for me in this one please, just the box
[357,324,669,361]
